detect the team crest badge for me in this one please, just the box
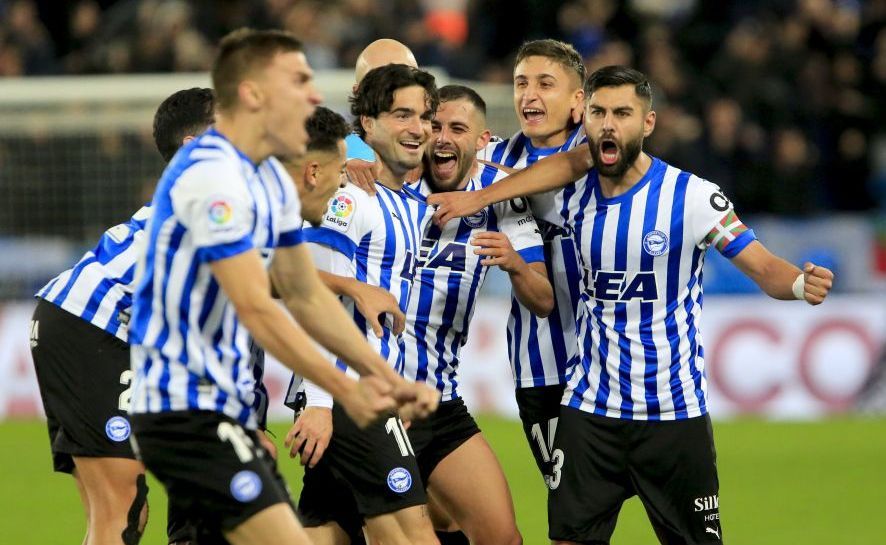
[387,467,413,493]
[642,230,669,256]
[105,416,131,442]
[462,209,488,229]
[230,470,262,502]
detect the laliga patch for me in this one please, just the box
[230,470,262,502]
[462,209,488,229]
[642,230,669,256]
[387,467,413,493]
[206,196,239,233]
[324,192,356,233]
[105,416,131,442]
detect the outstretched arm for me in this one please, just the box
[429,146,591,225]
[731,241,834,304]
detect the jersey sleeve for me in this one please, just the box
[302,189,375,262]
[345,133,376,162]
[493,198,545,264]
[688,177,757,258]
[170,161,254,262]
[267,157,304,247]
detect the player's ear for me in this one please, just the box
[475,128,492,151]
[238,80,263,111]
[360,116,374,137]
[304,161,320,190]
[181,135,196,147]
[571,88,585,124]
[643,109,656,138]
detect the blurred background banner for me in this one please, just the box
[2,295,885,421]
[1,0,884,421]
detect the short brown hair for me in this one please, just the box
[211,28,303,111]
[514,39,586,86]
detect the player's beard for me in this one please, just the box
[588,132,643,179]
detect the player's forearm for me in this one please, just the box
[238,299,356,400]
[509,263,554,317]
[317,270,354,297]
[750,257,803,300]
[482,146,591,204]
[282,283,400,382]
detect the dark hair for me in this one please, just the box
[349,64,439,137]
[306,106,350,153]
[515,39,586,85]
[152,87,215,162]
[584,65,653,106]
[212,28,303,111]
[438,84,486,116]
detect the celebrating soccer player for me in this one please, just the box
[429,65,834,544]
[480,39,588,487]
[30,87,214,545]
[128,29,436,545]
[401,83,557,545]
[286,63,442,545]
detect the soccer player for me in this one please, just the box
[483,39,588,486]
[429,65,835,544]
[29,86,214,545]
[403,84,556,545]
[128,30,436,545]
[344,38,420,189]
[287,63,441,545]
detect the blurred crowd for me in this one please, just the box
[1,0,885,215]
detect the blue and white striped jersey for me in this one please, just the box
[563,157,757,420]
[128,128,304,429]
[403,164,545,401]
[480,126,586,388]
[36,206,152,342]
[295,182,432,406]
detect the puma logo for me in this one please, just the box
[706,527,720,540]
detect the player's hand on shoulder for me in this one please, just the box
[284,406,333,467]
[351,283,406,337]
[341,375,397,428]
[428,190,485,227]
[397,381,441,422]
[345,159,379,196]
[802,262,834,305]
[472,231,524,273]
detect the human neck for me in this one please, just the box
[527,124,573,149]
[597,153,653,199]
[375,161,406,191]
[214,113,270,165]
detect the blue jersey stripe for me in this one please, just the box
[664,171,691,418]
[613,196,634,418]
[639,178,664,419]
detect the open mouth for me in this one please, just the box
[522,108,545,123]
[400,139,422,153]
[431,149,458,177]
[600,139,619,165]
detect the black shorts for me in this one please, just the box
[408,397,481,483]
[515,383,567,485]
[299,404,426,522]
[548,407,722,544]
[30,299,135,473]
[131,410,293,534]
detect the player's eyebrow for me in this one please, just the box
[390,107,416,116]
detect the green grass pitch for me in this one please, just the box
[2,416,884,544]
